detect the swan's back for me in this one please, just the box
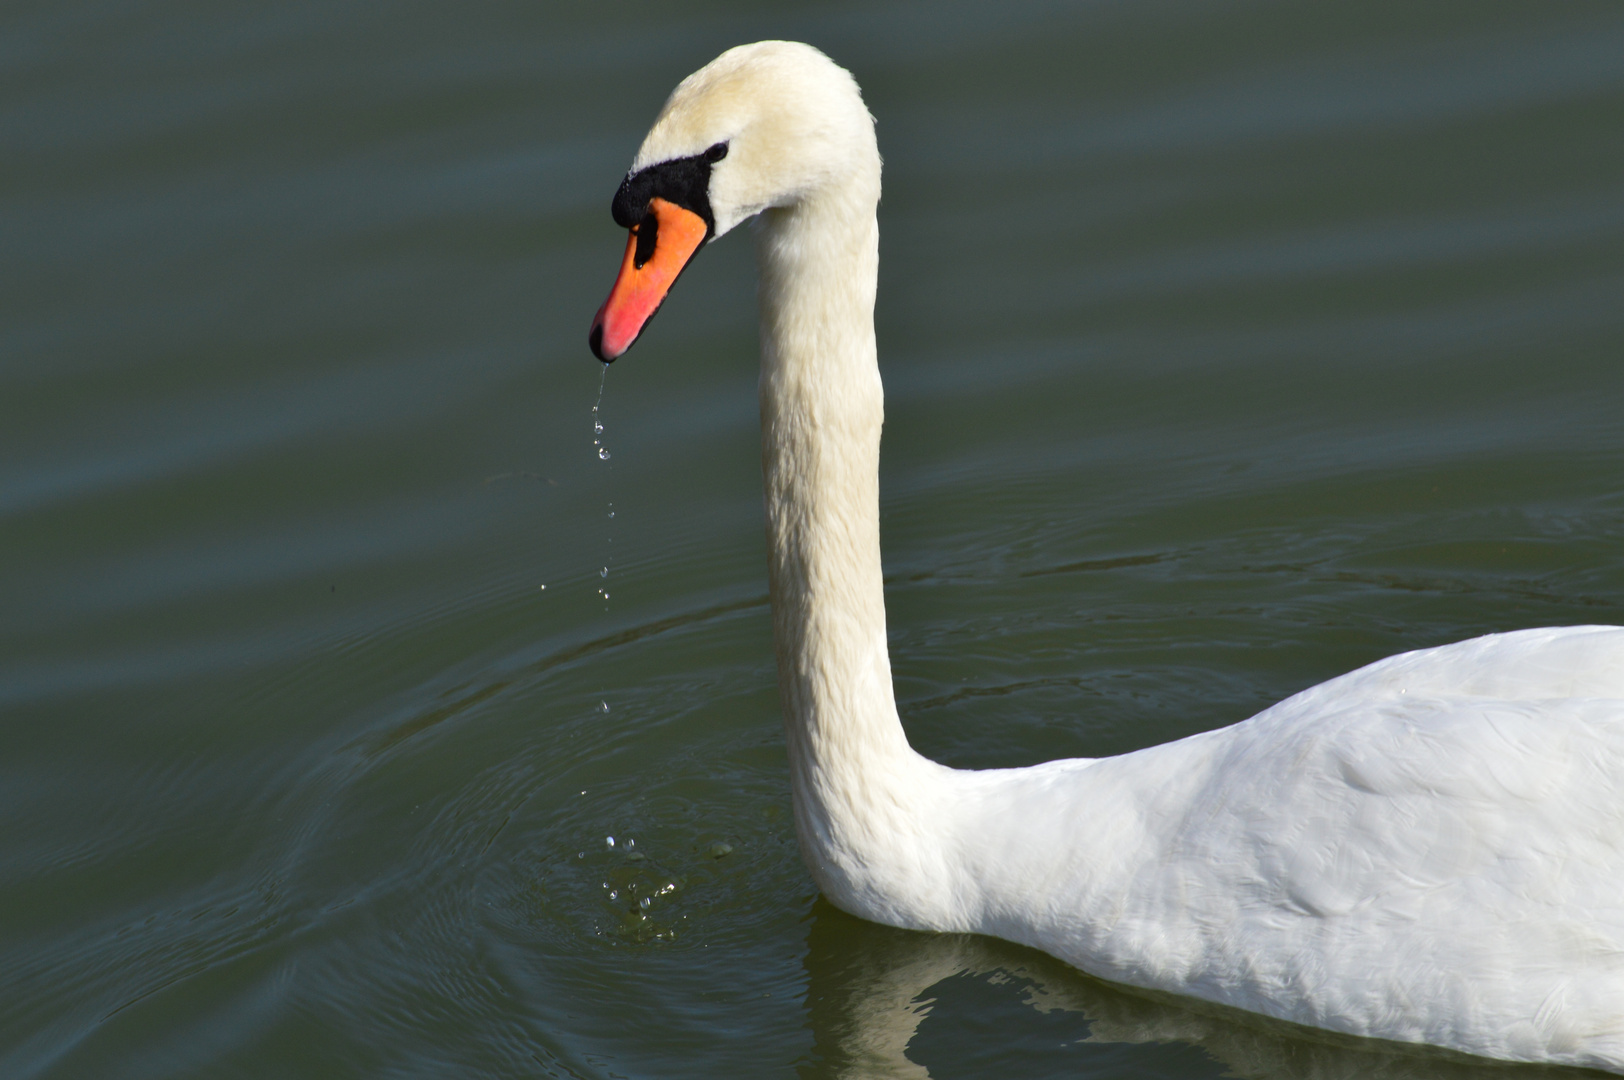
[1286,623,1624,702]
[955,627,1624,1070]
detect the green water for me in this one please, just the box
[3,1,1622,1076]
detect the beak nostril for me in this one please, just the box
[633,215,659,269]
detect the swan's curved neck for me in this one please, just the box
[754,179,948,918]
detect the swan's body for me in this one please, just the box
[588,41,1624,1071]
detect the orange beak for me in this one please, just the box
[589,197,709,361]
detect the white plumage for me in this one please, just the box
[605,40,1624,1071]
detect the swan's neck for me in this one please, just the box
[754,180,948,920]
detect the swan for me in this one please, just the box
[585,41,1624,1071]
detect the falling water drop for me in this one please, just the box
[592,367,615,608]
[591,364,612,464]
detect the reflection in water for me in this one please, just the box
[800,900,1601,1080]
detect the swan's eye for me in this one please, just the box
[704,142,728,163]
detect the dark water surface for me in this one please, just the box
[4,1,1623,1077]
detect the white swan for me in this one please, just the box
[587,41,1624,1071]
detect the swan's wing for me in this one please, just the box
[1139,627,1624,1065]
[948,627,1624,1066]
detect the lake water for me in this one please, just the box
[3,2,1622,1077]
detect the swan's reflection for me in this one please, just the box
[800,900,1602,1080]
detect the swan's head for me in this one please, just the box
[588,41,877,361]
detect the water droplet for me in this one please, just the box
[609,890,619,901]
[607,510,615,518]
[639,897,651,909]
[625,838,635,850]
[599,701,609,713]
[598,447,610,460]
[594,419,603,435]
[605,836,615,848]
[600,567,609,578]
